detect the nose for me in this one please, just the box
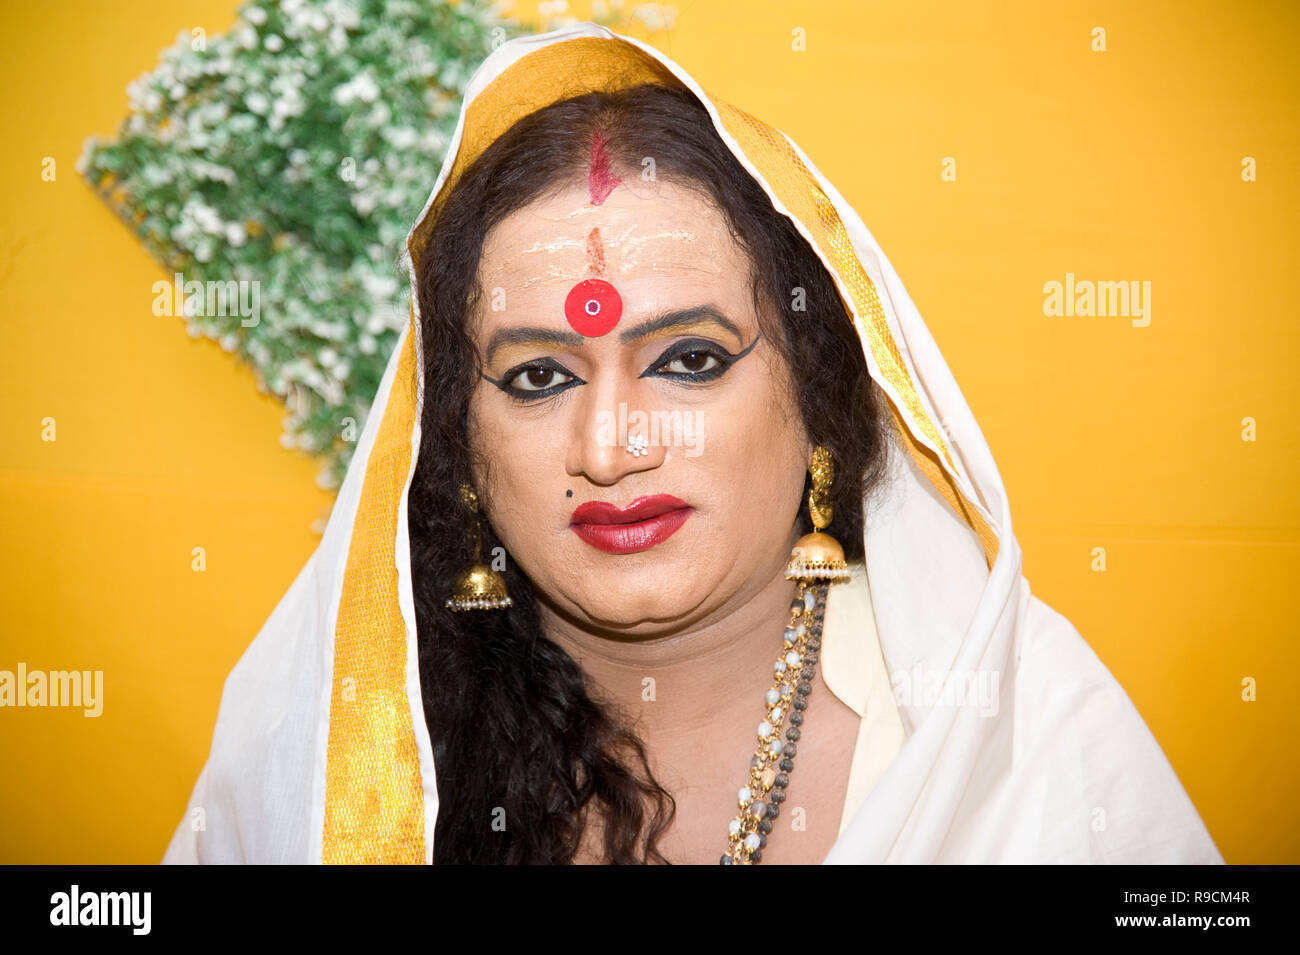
[564,372,665,487]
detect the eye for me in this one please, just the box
[646,339,737,383]
[485,357,583,402]
[659,349,721,376]
[509,364,575,393]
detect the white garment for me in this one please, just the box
[821,559,906,840]
[163,22,1222,865]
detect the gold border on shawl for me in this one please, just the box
[709,100,999,569]
[324,38,683,865]
[322,308,425,864]
[324,34,999,864]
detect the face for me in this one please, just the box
[466,174,812,634]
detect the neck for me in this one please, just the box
[537,533,802,740]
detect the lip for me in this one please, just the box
[569,494,693,554]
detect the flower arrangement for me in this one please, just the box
[80,0,676,492]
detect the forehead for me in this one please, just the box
[477,178,748,298]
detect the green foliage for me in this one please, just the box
[79,0,663,490]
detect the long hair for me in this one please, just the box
[408,82,896,863]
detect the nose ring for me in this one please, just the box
[627,433,650,457]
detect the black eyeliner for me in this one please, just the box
[483,357,584,401]
[638,332,761,380]
[484,332,761,399]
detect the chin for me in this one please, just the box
[560,572,713,632]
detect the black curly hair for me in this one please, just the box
[408,82,896,863]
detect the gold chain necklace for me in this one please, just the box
[721,578,827,865]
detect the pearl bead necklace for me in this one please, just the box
[721,578,827,865]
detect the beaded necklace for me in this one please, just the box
[721,578,827,864]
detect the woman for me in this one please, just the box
[164,23,1222,865]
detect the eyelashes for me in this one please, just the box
[484,335,760,403]
[490,357,581,400]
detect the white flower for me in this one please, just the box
[185,199,223,234]
[356,72,379,103]
[385,126,418,149]
[627,433,650,457]
[142,164,173,187]
[244,90,270,115]
[324,0,361,30]
[273,89,305,122]
[326,25,349,54]
[75,135,97,176]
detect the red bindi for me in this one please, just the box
[564,278,622,337]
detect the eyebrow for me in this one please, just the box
[484,305,743,366]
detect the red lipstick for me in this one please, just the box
[569,494,693,554]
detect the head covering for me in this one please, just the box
[163,22,1222,864]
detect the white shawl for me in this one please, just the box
[163,22,1222,865]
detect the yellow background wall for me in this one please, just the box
[1,0,1295,862]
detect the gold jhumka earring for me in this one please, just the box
[445,483,513,612]
[785,445,850,582]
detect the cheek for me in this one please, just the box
[722,350,804,451]
[467,392,566,547]
[467,393,526,517]
[689,355,808,529]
